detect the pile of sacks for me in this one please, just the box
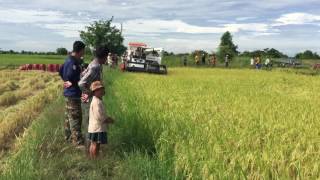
[19,64,61,72]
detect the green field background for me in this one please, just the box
[2,65,320,179]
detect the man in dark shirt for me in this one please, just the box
[225,54,230,68]
[59,41,86,147]
[183,56,187,66]
[202,54,206,65]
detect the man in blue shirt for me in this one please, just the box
[59,41,86,147]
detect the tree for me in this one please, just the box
[239,48,288,58]
[80,17,126,55]
[295,50,320,59]
[85,47,93,56]
[56,47,68,55]
[265,48,288,58]
[191,50,208,57]
[217,31,238,62]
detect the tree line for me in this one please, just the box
[193,31,319,61]
[0,48,69,55]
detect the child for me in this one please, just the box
[88,81,114,159]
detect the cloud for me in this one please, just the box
[274,13,320,26]
[224,23,269,33]
[38,18,274,38]
[123,19,224,34]
[134,37,220,53]
[41,23,88,38]
[0,1,319,55]
[0,8,95,38]
[251,32,279,36]
[0,8,72,23]
[123,19,271,35]
[236,17,255,21]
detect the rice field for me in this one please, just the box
[0,70,60,155]
[0,54,65,66]
[105,68,320,179]
[1,62,320,179]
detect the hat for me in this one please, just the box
[90,81,104,92]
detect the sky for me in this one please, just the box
[0,0,319,56]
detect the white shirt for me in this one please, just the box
[88,96,107,133]
[265,58,270,65]
[107,55,113,64]
[250,58,254,65]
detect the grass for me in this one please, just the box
[163,55,320,69]
[1,67,320,179]
[0,70,60,156]
[163,55,252,68]
[0,92,18,106]
[104,68,320,179]
[0,71,59,107]
[1,95,117,180]
[0,54,65,67]
[0,54,97,67]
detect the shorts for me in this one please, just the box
[88,132,107,144]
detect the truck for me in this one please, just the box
[122,42,167,74]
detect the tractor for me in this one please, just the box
[121,42,167,74]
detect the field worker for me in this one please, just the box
[129,51,133,61]
[250,57,254,68]
[211,54,217,67]
[255,57,261,69]
[202,54,206,65]
[107,53,112,67]
[113,54,118,67]
[225,54,229,68]
[88,81,114,159]
[265,57,271,69]
[122,53,127,63]
[79,47,108,135]
[59,41,86,147]
[183,56,187,66]
[195,54,200,65]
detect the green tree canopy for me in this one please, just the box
[295,50,320,59]
[56,47,68,55]
[80,18,126,55]
[240,48,288,58]
[217,31,238,62]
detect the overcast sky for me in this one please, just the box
[0,0,319,56]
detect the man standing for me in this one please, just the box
[202,54,206,65]
[225,54,230,68]
[107,53,112,66]
[183,56,187,66]
[195,54,200,65]
[265,57,271,69]
[59,41,86,147]
[255,57,261,69]
[79,47,108,129]
[250,57,254,69]
[211,54,217,67]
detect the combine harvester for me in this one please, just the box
[121,42,167,74]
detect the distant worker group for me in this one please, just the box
[182,52,272,70]
[250,56,272,69]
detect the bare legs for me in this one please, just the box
[89,142,100,159]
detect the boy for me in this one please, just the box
[88,81,114,159]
